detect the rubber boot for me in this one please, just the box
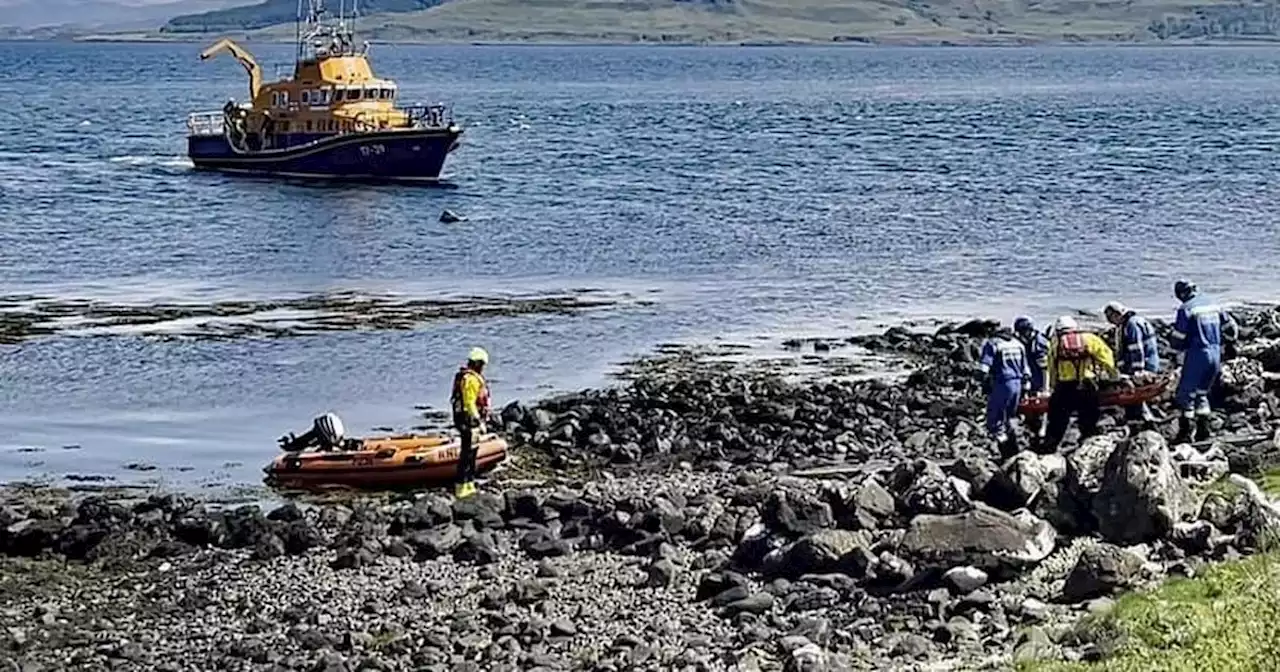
[1195,416,1212,443]
[999,432,1021,461]
[1173,416,1194,445]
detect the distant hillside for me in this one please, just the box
[162,0,442,32]
[244,0,1280,45]
[0,0,241,30]
[99,0,1280,44]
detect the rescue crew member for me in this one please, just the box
[1013,315,1050,440]
[1103,301,1161,429]
[450,347,491,499]
[1169,280,1238,443]
[978,324,1031,459]
[1043,316,1117,453]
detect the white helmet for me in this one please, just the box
[1054,315,1078,332]
[314,412,346,447]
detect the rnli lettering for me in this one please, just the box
[360,144,386,157]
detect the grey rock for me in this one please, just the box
[892,460,973,516]
[696,572,749,602]
[250,532,286,561]
[451,494,505,529]
[775,529,871,578]
[763,490,833,537]
[1012,626,1057,664]
[1170,520,1217,555]
[722,592,774,616]
[1061,543,1144,602]
[549,618,577,638]
[1225,474,1280,550]
[509,579,549,605]
[645,558,676,588]
[942,566,989,594]
[848,478,896,529]
[889,632,932,658]
[331,546,377,570]
[899,503,1055,578]
[1092,431,1196,545]
[452,530,499,565]
[519,528,571,559]
[408,525,463,560]
[1065,434,1120,503]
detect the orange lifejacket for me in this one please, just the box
[450,366,490,418]
[1057,332,1089,361]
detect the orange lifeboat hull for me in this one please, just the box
[264,433,508,489]
[1018,376,1171,416]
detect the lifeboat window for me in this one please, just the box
[346,89,361,102]
[305,120,312,131]
[301,90,310,104]
[319,89,330,104]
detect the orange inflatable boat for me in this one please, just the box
[264,432,509,489]
[1018,375,1171,416]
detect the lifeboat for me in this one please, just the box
[1018,375,1172,416]
[185,0,462,183]
[265,414,507,489]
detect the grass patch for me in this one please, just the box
[1255,467,1280,498]
[1024,552,1280,672]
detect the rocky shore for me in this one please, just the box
[4,306,1280,671]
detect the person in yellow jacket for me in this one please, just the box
[450,347,491,499]
[1042,316,1117,453]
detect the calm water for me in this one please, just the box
[1,43,1279,491]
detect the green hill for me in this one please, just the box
[162,0,443,33]
[162,0,1280,44]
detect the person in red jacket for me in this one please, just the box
[450,347,490,499]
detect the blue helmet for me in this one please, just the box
[1174,279,1197,302]
[1013,316,1035,334]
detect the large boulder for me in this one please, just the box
[898,503,1056,579]
[890,460,973,517]
[1223,474,1280,551]
[1060,543,1144,602]
[763,490,833,538]
[1092,431,1196,545]
[1219,358,1265,397]
[1065,434,1121,509]
[983,452,1066,511]
[771,529,872,579]
[840,479,896,530]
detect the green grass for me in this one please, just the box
[1023,552,1280,672]
[1255,467,1280,498]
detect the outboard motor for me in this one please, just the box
[278,412,353,452]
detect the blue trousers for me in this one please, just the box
[1176,350,1220,417]
[987,379,1022,437]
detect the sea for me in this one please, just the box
[0,42,1278,495]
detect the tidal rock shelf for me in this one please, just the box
[4,306,1280,671]
[0,289,629,344]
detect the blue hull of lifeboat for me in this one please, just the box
[186,128,462,183]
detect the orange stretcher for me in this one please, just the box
[1018,375,1172,416]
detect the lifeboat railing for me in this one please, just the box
[187,111,227,137]
[402,104,454,129]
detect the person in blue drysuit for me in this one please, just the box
[1169,279,1238,443]
[1013,316,1050,440]
[1104,301,1161,429]
[979,324,1031,459]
